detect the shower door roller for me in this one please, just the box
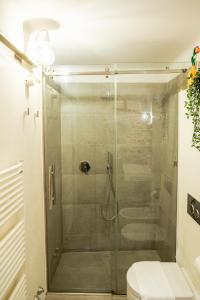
[79,161,91,174]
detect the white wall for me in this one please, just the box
[178,90,200,296]
[0,56,46,298]
[0,1,25,51]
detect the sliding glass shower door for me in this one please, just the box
[114,69,181,294]
[44,64,184,294]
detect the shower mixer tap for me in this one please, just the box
[79,161,91,174]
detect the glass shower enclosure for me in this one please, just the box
[43,64,187,295]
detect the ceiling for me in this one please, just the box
[1,0,200,65]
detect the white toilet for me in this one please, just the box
[127,261,194,300]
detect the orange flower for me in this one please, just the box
[195,46,200,54]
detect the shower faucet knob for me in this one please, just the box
[79,161,91,174]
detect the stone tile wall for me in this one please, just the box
[61,83,115,251]
[116,83,166,251]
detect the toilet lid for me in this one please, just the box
[127,262,194,299]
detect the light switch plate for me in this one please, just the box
[187,194,200,225]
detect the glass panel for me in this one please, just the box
[44,69,117,293]
[114,67,186,294]
[43,82,63,288]
[44,63,187,295]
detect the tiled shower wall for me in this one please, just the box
[60,79,181,257]
[61,83,115,251]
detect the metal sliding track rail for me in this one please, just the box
[49,67,188,77]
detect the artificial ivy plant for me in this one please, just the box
[185,46,200,151]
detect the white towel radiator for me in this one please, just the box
[0,162,27,300]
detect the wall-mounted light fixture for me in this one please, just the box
[27,29,55,66]
[23,18,60,66]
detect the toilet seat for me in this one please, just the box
[127,261,194,300]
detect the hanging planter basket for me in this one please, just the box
[185,46,200,150]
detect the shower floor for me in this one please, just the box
[50,250,160,294]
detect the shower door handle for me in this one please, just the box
[48,164,56,210]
